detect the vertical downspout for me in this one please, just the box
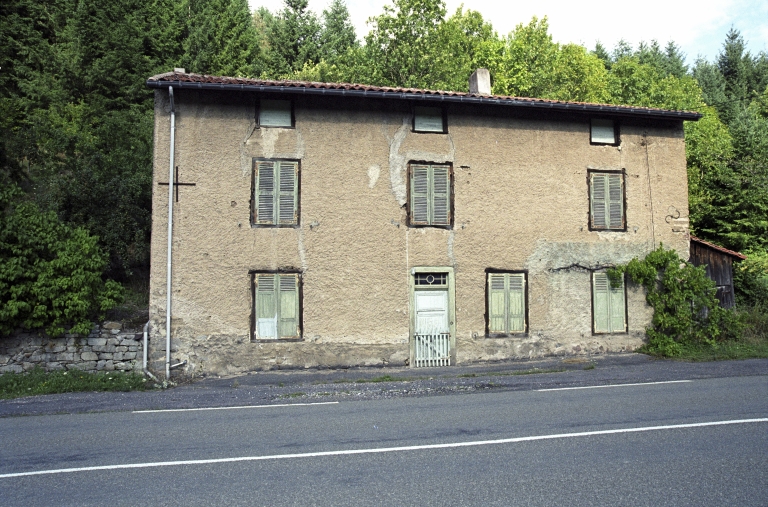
[166,87,176,380]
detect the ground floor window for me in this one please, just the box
[592,272,626,333]
[487,272,527,335]
[251,272,301,340]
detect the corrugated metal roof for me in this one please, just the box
[146,71,702,121]
[690,236,747,260]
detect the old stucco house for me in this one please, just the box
[145,69,699,377]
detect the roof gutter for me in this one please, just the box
[146,79,703,121]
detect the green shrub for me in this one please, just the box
[610,245,742,357]
[734,249,768,307]
[0,186,124,337]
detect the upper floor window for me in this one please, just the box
[589,170,625,231]
[259,99,293,128]
[408,163,452,227]
[413,106,446,133]
[252,159,299,226]
[590,119,618,145]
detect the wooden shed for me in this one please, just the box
[689,236,747,308]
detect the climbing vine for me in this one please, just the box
[608,245,742,356]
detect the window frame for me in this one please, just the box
[257,98,295,128]
[485,269,529,337]
[412,106,448,134]
[590,118,620,146]
[251,158,301,228]
[591,271,628,335]
[250,270,303,342]
[587,169,627,232]
[407,161,454,229]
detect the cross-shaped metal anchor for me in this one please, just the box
[159,166,196,202]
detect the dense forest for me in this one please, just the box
[1,0,767,335]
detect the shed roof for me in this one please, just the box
[146,71,702,122]
[690,236,747,260]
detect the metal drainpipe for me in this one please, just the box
[143,321,158,382]
[166,86,175,380]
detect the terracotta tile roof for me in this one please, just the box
[146,71,702,120]
[690,236,747,260]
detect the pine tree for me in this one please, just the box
[183,0,259,77]
[319,0,357,64]
[265,0,322,77]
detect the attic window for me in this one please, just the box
[590,119,618,145]
[413,106,446,133]
[259,99,293,127]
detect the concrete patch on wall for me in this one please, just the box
[368,164,380,188]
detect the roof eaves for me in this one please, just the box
[690,236,747,260]
[145,73,703,121]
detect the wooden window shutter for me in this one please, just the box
[507,274,526,332]
[411,165,430,225]
[431,166,451,225]
[278,161,298,225]
[256,274,277,339]
[608,174,624,229]
[609,275,626,332]
[278,274,300,338]
[592,272,611,333]
[488,274,507,333]
[591,173,607,229]
[255,161,276,224]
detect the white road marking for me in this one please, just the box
[133,401,339,414]
[2,418,765,479]
[538,380,693,391]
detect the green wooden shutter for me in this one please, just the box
[593,272,611,333]
[411,165,430,225]
[488,274,507,333]
[432,166,450,225]
[591,173,607,229]
[609,276,626,332]
[255,161,276,224]
[608,174,624,229]
[278,274,299,338]
[508,274,526,332]
[256,274,277,338]
[278,161,298,225]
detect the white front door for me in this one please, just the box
[414,290,449,335]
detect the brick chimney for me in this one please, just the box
[469,69,491,96]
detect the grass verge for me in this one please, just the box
[0,367,147,399]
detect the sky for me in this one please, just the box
[248,0,768,65]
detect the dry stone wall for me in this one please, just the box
[0,322,144,374]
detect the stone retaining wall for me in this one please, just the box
[0,322,144,374]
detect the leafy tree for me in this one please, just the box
[0,185,123,337]
[360,0,449,88]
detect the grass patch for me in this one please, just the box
[583,363,596,370]
[280,392,306,398]
[0,367,147,399]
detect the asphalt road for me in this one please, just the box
[1,362,766,506]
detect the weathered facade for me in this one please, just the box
[689,236,746,308]
[146,70,699,377]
